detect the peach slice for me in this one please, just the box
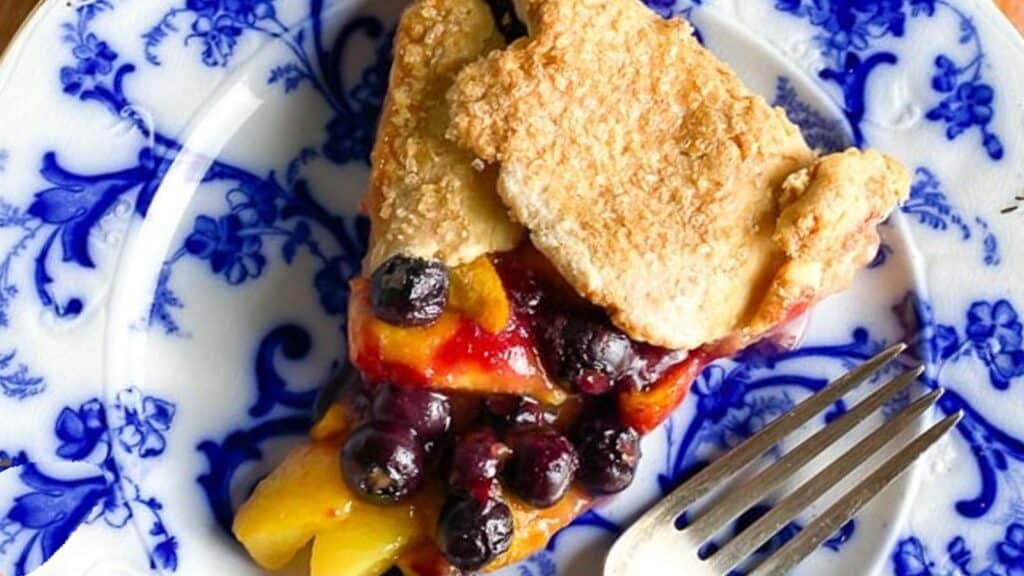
[618,351,708,434]
[234,437,443,574]
[310,490,438,576]
[232,442,354,570]
[309,404,354,442]
[449,257,511,334]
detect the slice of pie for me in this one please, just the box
[232,0,910,574]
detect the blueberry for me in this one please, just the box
[341,422,425,503]
[371,256,449,326]
[372,383,451,442]
[437,496,514,571]
[484,395,555,431]
[542,315,633,395]
[505,429,579,508]
[448,429,512,501]
[575,417,641,495]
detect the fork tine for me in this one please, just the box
[748,411,963,576]
[707,387,943,574]
[685,365,924,544]
[640,342,906,529]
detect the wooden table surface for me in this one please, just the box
[1,0,38,53]
[1,0,1022,56]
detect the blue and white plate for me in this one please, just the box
[0,0,1021,574]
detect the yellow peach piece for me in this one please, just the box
[310,501,429,576]
[309,404,352,442]
[232,442,353,570]
[449,257,511,333]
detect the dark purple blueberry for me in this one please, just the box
[575,370,615,396]
[341,422,425,503]
[371,256,449,326]
[372,383,452,441]
[437,496,514,571]
[575,417,641,495]
[542,315,633,395]
[505,429,579,508]
[449,429,512,500]
[484,395,555,431]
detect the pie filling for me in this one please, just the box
[233,242,812,575]
[351,243,690,412]
[230,0,902,570]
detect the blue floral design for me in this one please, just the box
[145,0,277,67]
[54,399,108,461]
[109,388,176,459]
[0,351,44,400]
[0,3,150,325]
[144,0,391,165]
[145,265,185,336]
[0,1,383,336]
[895,289,1024,391]
[965,300,1024,390]
[158,172,368,331]
[889,289,1024,575]
[893,524,1024,575]
[899,167,1000,267]
[517,553,558,576]
[57,1,137,124]
[0,388,178,575]
[925,52,1004,159]
[23,151,154,319]
[689,364,800,454]
[996,525,1024,573]
[185,215,267,285]
[59,33,118,95]
[0,463,112,575]
[776,0,1004,159]
[893,537,935,576]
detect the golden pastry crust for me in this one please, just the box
[364,0,523,271]
[447,0,909,349]
[741,149,911,337]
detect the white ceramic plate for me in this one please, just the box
[0,1,1022,575]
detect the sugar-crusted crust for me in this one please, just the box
[447,0,909,349]
[363,0,523,272]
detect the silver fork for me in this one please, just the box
[604,342,962,576]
